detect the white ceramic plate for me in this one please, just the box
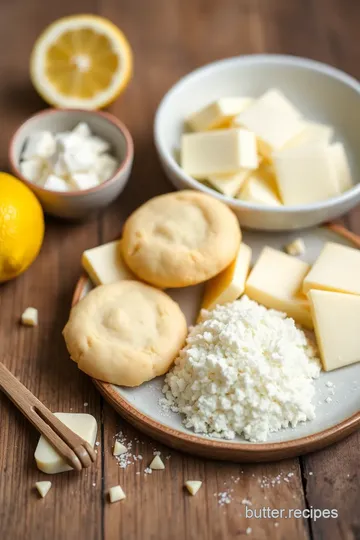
[74,226,360,461]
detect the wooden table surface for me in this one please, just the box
[1,1,360,539]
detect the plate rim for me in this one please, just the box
[72,223,360,462]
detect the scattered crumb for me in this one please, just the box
[241,499,252,506]
[215,489,233,506]
[308,472,313,476]
[274,522,279,528]
[325,397,332,403]
[84,402,88,407]
[246,527,252,535]
[92,482,96,487]
[144,467,152,475]
[95,441,100,447]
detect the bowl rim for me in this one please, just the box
[9,107,134,197]
[154,53,360,214]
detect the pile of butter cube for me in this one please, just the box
[20,123,118,192]
[181,89,352,206]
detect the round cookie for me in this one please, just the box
[63,281,187,387]
[122,190,241,288]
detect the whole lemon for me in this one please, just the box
[0,173,44,283]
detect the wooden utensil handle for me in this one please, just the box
[0,363,85,470]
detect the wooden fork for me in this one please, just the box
[0,362,97,471]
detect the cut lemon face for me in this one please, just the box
[30,15,133,109]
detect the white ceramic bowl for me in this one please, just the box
[9,109,134,220]
[155,55,360,231]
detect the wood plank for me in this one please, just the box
[0,1,103,540]
[99,0,309,539]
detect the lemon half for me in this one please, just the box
[30,14,133,109]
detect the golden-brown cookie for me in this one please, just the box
[63,281,187,387]
[121,190,241,288]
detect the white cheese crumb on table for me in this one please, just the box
[21,307,38,327]
[163,296,320,442]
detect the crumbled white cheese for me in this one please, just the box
[20,123,118,191]
[21,307,38,327]
[163,296,320,442]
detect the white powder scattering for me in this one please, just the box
[163,296,320,442]
[215,489,233,506]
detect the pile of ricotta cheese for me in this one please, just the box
[162,296,321,442]
[20,122,118,192]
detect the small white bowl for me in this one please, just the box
[9,108,134,220]
[155,55,360,231]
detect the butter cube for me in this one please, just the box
[109,485,126,503]
[35,481,52,498]
[20,159,45,184]
[207,170,250,197]
[185,481,202,496]
[303,242,360,296]
[273,144,340,205]
[329,143,352,192]
[245,247,313,328]
[71,172,99,190]
[234,89,304,157]
[113,441,127,456]
[308,290,360,371]
[149,455,165,470]
[55,131,83,152]
[21,307,38,327]
[284,121,334,149]
[238,166,282,206]
[186,97,253,131]
[202,243,252,310]
[23,131,56,160]
[44,174,69,192]
[34,413,97,474]
[181,128,258,178]
[82,240,134,286]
